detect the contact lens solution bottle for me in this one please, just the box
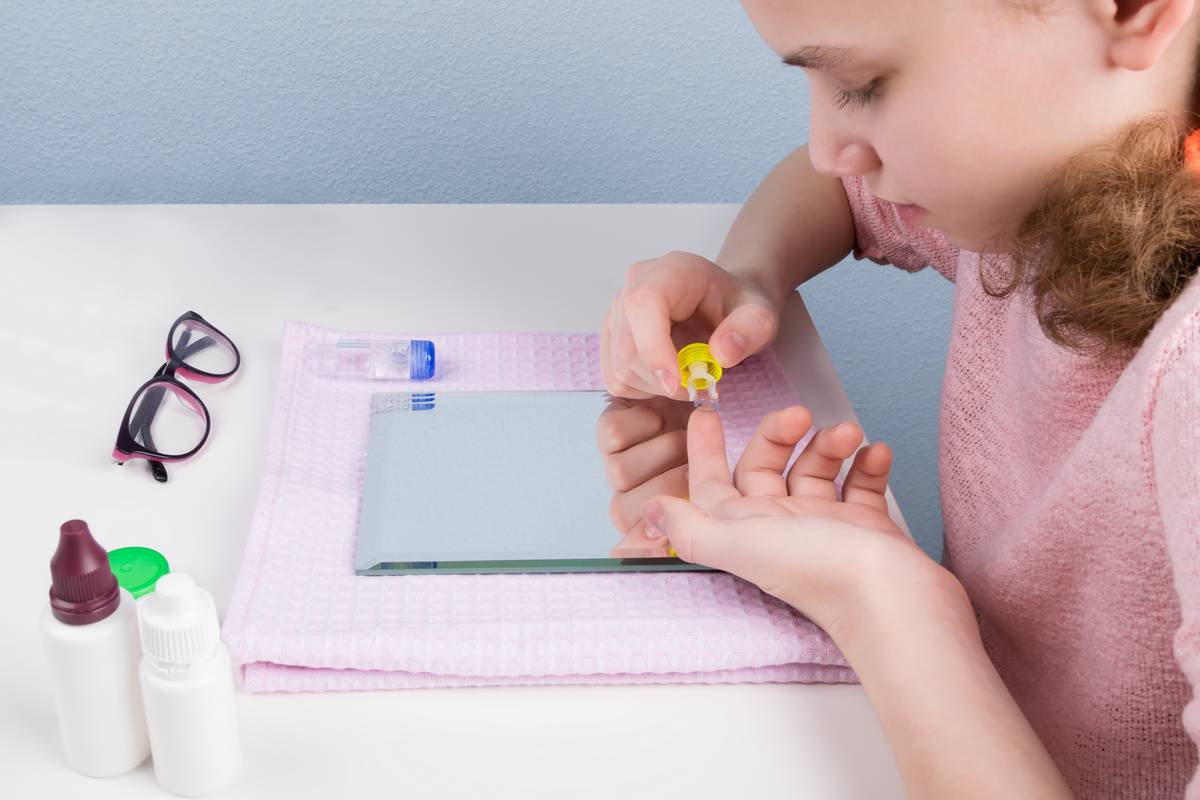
[137,573,241,797]
[316,338,436,380]
[41,519,150,776]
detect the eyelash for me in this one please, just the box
[835,79,881,111]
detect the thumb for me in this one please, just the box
[643,497,827,605]
[708,300,780,368]
[641,495,731,569]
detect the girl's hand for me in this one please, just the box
[653,409,1074,799]
[640,406,939,640]
[601,251,784,399]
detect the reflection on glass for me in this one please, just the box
[354,390,712,575]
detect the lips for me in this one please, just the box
[868,190,929,224]
[895,203,928,226]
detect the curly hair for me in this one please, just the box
[983,113,1200,356]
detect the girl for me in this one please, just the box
[597,1,1200,797]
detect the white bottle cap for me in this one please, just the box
[137,573,220,670]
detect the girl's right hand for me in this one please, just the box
[600,250,784,400]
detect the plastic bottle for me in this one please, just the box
[40,519,150,777]
[137,572,241,797]
[317,338,436,380]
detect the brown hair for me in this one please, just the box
[982,113,1200,356]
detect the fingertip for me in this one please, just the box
[866,440,894,472]
[836,421,864,447]
[640,498,666,538]
[710,329,748,368]
[650,368,672,395]
[641,494,694,539]
[711,303,780,367]
[775,405,813,441]
[847,440,893,483]
[687,405,724,435]
[786,404,813,424]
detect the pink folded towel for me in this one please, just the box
[220,322,855,691]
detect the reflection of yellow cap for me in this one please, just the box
[677,342,722,404]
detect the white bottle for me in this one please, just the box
[137,573,241,797]
[41,519,150,777]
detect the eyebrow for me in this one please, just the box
[781,45,856,69]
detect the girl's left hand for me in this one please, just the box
[640,406,944,642]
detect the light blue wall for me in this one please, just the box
[1,1,953,557]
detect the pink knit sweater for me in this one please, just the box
[840,175,1200,798]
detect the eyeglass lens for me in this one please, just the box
[171,318,238,375]
[126,381,209,458]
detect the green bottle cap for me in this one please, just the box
[107,546,170,599]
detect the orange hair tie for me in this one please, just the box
[1185,128,1200,173]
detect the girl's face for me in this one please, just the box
[743,0,1197,252]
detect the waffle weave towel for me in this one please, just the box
[220,322,855,691]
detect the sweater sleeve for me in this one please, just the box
[1149,297,1200,798]
[840,175,961,282]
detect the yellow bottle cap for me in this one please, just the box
[676,343,722,405]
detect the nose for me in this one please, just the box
[807,114,881,179]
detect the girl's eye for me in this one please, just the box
[835,79,881,111]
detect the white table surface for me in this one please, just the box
[0,204,906,799]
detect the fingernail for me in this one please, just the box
[722,331,747,364]
[641,501,666,538]
[655,369,676,395]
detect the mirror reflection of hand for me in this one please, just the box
[597,394,694,557]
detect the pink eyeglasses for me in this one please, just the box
[112,311,241,482]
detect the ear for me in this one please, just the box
[1102,0,1198,71]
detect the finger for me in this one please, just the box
[685,408,741,511]
[595,402,666,455]
[708,299,780,368]
[640,495,708,551]
[622,286,684,396]
[623,257,707,393]
[609,521,672,558]
[641,495,774,577]
[785,421,864,500]
[840,441,893,512]
[604,429,687,492]
[601,298,652,399]
[607,463,689,533]
[600,300,618,393]
[732,405,813,497]
[610,298,663,397]
[645,500,870,621]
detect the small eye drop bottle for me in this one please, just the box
[40,519,150,777]
[137,573,241,797]
[316,338,436,380]
[676,343,723,410]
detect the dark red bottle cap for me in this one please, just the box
[48,520,121,625]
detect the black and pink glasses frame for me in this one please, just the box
[112,311,241,483]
